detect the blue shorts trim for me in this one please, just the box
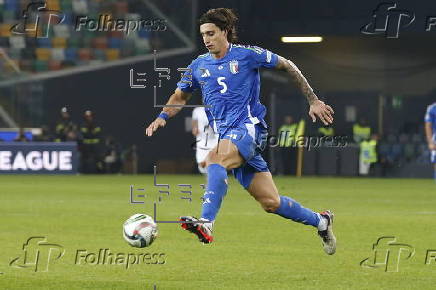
[221,123,269,189]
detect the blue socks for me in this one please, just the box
[274,196,320,227]
[201,164,228,221]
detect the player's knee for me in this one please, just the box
[206,151,228,168]
[260,197,280,213]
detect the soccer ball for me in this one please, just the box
[123,214,158,248]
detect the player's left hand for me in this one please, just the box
[145,117,166,137]
[309,100,334,125]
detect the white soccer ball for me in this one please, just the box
[123,214,158,248]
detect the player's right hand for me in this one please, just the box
[429,143,436,151]
[145,118,166,137]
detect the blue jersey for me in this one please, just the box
[177,44,279,136]
[425,103,436,142]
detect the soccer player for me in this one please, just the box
[425,102,436,180]
[146,8,336,254]
[192,107,219,174]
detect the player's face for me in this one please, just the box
[200,23,228,56]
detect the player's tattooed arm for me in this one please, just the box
[145,89,192,136]
[275,55,334,125]
[276,55,318,105]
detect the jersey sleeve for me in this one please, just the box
[246,46,279,69]
[177,60,200,93]
[425,105,435,123]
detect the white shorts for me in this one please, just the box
[431,150,436,163]
[196,147,211,164]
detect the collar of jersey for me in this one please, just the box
[207,43,233,63]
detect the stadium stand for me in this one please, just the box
[0,0,151,75]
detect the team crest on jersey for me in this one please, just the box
[229,60,239,74]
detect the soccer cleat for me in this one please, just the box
[317,210,336,255]
[180,216,213,244]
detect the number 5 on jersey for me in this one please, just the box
[217,77,227,93]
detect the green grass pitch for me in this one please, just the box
[1,175,435,289]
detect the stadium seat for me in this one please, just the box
[34,60,49,72]
[21,48,35,60]
[48,60,62,71]
[4,0,19,12]
[19,0,29,10]
[19,60,33,72]
[78,48,92,61]
[35,48,51,61]
[81,35,93,48]
[404,144,417,161]
[390,144,403,161]
[64,48,77,61]
[0,24,12,37]
[53,24,71,38]
[62,12,74,25]
[25,37,37,48]
[46,0,60,11]
[52,37,67,48]
[398,134,409,143]
[37,38,52,48]
[93,49,106,61]
[135,39,150,55]
[60,0,72,11]
[0,37,10,48]
[411,133,422,143]
[2,9,16,22]
[115,1,129,14]
[108,31,124,39]
[9,36,26,49]
[92,37,108,49]
[51,48,65,61]
[87,0,101,14]
[72,0,88,14]
[108,38,122,49]
[121,41,135,57]
[105,49,120,61]
[8,48,21,59]
[386,134,397,143]
[67,36,81,48]
[378,142,391,159]
[138,30,150,39]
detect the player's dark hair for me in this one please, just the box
[199,8,238,43]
